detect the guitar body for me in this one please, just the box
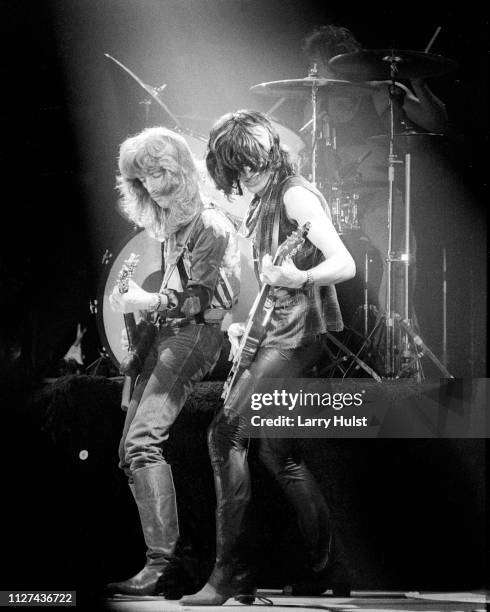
[221,223,311,405]
[239,319,267,369]
[116,254,158,409]
[119,316,157,377]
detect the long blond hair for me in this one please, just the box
[117,127,203,240]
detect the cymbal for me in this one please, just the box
[329,49,458,81]
[250,77,374,98]
[105,53,182,127]
[368,130,444,143]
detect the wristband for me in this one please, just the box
[148,293,162,312]
[302,270,314,289]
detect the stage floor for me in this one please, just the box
[106,589,488,611]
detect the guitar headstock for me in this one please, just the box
[116,253,139,294]
[275,222,311,262]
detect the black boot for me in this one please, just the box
[283,544,352,598]
[179,564,256,605]
[106,463,179,596]
[154,541,202,599]
[180,414,256,605]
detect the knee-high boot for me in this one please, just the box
[180,415,255,605]
[107,463,179,596]
[258,437,332,573]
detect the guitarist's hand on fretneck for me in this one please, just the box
[109,279,167,314]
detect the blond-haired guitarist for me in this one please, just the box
[107,127,239,597]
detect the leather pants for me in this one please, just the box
[207,339,332,588]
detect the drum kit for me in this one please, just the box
[250,47,456,379]
[95,44,457,380]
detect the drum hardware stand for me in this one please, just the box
[105,53,181,128]
[85,348,114,376]
[265,96,287,118]
[383,56,404,377]
[308,63,320,187]
[305,82,380,379]
[337,305,386,379]
[381,54,452,379]
[319,339,349,377]
[307,72,339,193]
[393,315,453,378]
[442,247,448,368]
[318,115,341,198]
[86,295,120,377]
[320,330,383,382]
[140,98,152,124]
[361,247,373,336]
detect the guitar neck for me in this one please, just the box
[222,225,310,404]
[123,312,137,351]
[246,281,271,327]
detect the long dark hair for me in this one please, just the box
[206,110,294,197]
[303,24,361,64]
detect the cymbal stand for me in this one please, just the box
[383,56,405,376]
[308,63,319,187]
[363,248,371,336]
[85,348,113,376]
[382,55,453,378]
[105,53,182,128]
[442,247,448,367]
[321,330,383,382]
[393,315,453,378]
[304,69,379,379]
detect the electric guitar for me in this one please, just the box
[116,254,157,409]
[221,222,311,405]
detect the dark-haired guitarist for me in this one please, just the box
[182,110,355,606]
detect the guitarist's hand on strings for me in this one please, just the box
[120,328,129,351]
[110,279,168,314]
[260,254,307,288]
[227,322,246,359]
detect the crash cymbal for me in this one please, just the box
[329,49,458,81]
[250,77,374,98]
[105,53,182,127]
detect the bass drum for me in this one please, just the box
[97,228,257,368]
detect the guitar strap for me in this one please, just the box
[271,176,293,257]
[160,241,166,277]
[271,192,281,257]
[252,175,291,283]
[159,212,201,292]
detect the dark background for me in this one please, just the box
[0,0,486,608]
[0,0,486,378]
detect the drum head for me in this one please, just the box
[270,119,305,166]
[96,229,163,367]
[97,228,257,368]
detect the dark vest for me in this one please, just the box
[252,173,343,348]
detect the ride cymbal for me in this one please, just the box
[250,77,374,97]
[329,49,458,81]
